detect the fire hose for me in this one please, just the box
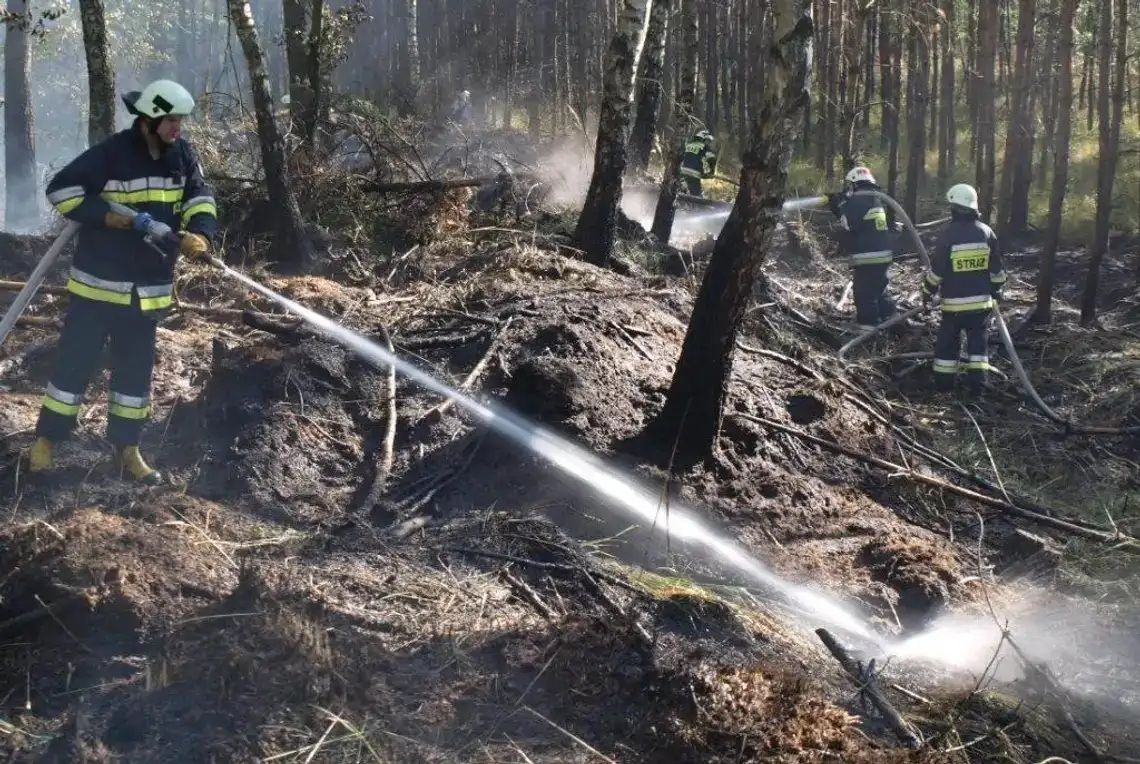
[0,221,80,347]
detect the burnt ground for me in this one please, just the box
[1,191,1139,763]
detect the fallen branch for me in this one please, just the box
[838,305,928,360]
[0,593,85,636]
[420,317,513,423]
[502,569,558,621]
[816,628,921,748]
[608,319,653,361]
[735,413,1133,544]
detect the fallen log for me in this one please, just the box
[816,628,921,748]
[363,176,490,194]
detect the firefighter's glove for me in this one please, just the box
[179,232,210,261]
[105,211,134,230]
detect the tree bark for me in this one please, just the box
[403,0,421,106]
[903,10,929,220]
[653,0,813,467]
[628,0,673,174]
[998,0,1036,237]
[974,0,998,221]
[303,0,325,150]
[937,0,955,183]
[1036,0,1078,324]
[227,0,314,266]
[78,0,116,146]
[1036,0,1059,190]
[1080,0,1126,323]
[283,0,311,132]
[573,0,651,266]
[888,7,902,198]
[651,0,697,243]
[703,0,718,131]
[4,0,38,228]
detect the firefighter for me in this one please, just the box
[450,89,473,126]
[680,130,717,196]
[921,183,1007,396]
[827,167,898,331]
[26,79,217,484]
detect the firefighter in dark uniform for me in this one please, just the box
[27,79,217,483]
[827,166,898,331]
[680,130,717,196]
[922,183,1007,395]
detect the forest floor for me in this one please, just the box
[1,128,1139,763]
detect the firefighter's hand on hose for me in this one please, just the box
[179,232,210,260]
[131,212,174,241]
[105,211,134,230]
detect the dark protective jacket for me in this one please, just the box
[922,211,1007,313]
[827,182,896,266]
[45,125,217,313]
[681,139,717,179]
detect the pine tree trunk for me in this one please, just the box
[404,0,421,105]
[887,13,902,197]
[654,0,813,468]
[4,0,38,228]
[78,0,116,147]
[628,0,673,174]
[937,0,955,182]
[1037,0,1078,324]
[1036,0,1058,190]
[975,0,998,220]
[652,0,698,242]
[704,1,718,131]
[573,0,651,266]
[227,0,314,266]
[998,0,1036,237]
[903,12,929,220]
[878,0,892,151]
[816,0,832,168]
[1080,0,1126,323]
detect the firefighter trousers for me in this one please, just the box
[933,309,989,393]
[36,294,158,446]
[683,176,703,196]
[852,263,896,330]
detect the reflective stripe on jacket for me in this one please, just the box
[44,125,218,312]
[827,183,896,267]
[923,214,1006,312]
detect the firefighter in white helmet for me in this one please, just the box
[826,167,899,331]
[921,183,1007,395]
[28,79,217,484]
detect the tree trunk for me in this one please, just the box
[403,0,421,106]
[1036,0,1078,324]
[937,0,955,182]
[903,10,929,220]
[78,0,116,147]
[628,0,673,174]
[975,0,998,221]
[998,0,1036,237]
[653,0,813,468]
[704,1,718,131]
[1036,0,1058,190]
[283,0,311,132]
[815,0,832,171]
[929,24,939,147]
[573,0,651,266]
[227,0,314,266]
[303,0,325,151]
[1080,0,1126,323]
[652,0,698,243]
[878,0,892,151]
[888,11,902,197]
[4,0,38,228]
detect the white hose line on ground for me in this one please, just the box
[837,305,927,360]
[992,306,1140,436]
[0,221,81,348]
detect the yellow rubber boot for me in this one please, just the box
[119,446,163,485]
[27,437,54,473]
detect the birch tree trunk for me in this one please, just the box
[4,0,38,228]
[573,0,652,266]
[628,0,673,174]
[653,0,814,467]
[227,0,314,266]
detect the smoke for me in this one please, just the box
[888,591,1140,716]
[537,137,596,209]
